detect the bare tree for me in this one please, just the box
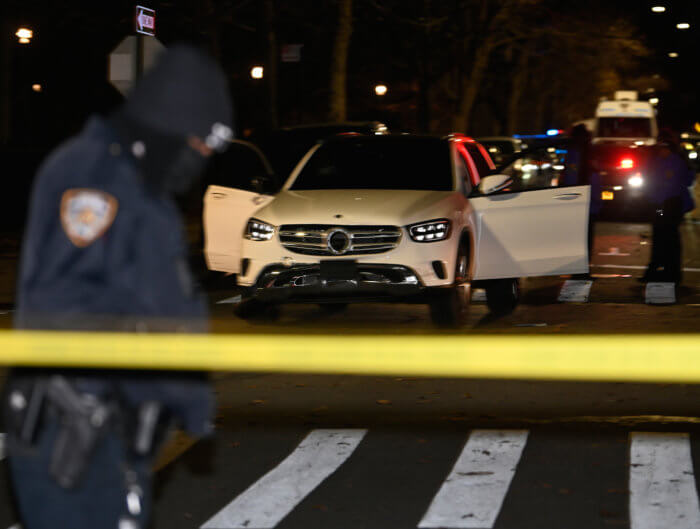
[329,0,353,122]
[264,0,279,129]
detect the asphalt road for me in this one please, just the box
[0,219,700,529]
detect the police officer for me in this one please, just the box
[3,45,233,529]
[563,124,601,275]
[640,130,696,283]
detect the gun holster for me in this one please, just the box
[2,374,113,489]
[45,376,113,489]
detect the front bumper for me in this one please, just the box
[245,263,425,303]
[239,232,457,288]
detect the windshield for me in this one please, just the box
[597,117,652,138]
[290,137,453,191]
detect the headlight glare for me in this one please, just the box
[628,175,644,188]
[408,219,450,242]
[246,218,275,241]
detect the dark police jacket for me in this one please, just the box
[644,151,696,213]
[14,116,213,436]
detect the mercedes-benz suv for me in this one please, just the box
[214,135,589,326]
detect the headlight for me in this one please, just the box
[245,218,275,241]
[408,219,451,242]
[628,175,644,188]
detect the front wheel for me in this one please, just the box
[485,278,519,316]
[429,244,471,328]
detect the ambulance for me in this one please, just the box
[591,91,657,215]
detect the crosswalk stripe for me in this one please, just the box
[557,279,592,302]
[200,429,367,529]
[418,430,528,529]
[645,282,676,304]
[629,432,700,529]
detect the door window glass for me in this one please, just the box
[203,142,272,193]
[475,145,566,194]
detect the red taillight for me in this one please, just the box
[618,158,634,169]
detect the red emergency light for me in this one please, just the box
[618,158,635,169]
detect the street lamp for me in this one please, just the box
[375,84,388,96]
[668,52,679,58]
[250,66,264,79]
[32,84,42,93]
[649,97,659,105]
[651,6,666,13]
[676,23,690,30]
[15,28,33,44]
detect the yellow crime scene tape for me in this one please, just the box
[0,330,698,383]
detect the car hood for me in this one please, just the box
[255,189,458,227]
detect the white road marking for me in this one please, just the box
[0,433,5,461]
[471,289,487,302]
[418,430,528,529]
[630,432,700,529]
[558,279,593,303]
[201,429,367,529]
[216,295,242,305]
[592,264,700,273]
[645,282,676,305]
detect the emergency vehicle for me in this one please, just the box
[591,91,657,214]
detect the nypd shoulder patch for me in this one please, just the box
[60,189,118,247]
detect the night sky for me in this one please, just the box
[1,1,699,151]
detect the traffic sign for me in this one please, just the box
[108,35,165,96]
[135,5,156,36]
[281,44,303,63]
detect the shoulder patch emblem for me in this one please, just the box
[60,189,118,247]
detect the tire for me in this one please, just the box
[485,278,519,316]
[235,299,280,321]
[429,243,470,328]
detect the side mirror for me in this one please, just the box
[251,174,271,194]
[478,174,513,195]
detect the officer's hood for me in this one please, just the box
[113,44,234,195]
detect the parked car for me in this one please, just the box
[204,134,589,326]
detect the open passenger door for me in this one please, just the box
[203,140,277,273]
[468,143,590,280]
[470,185,590,280]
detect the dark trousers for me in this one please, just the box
[588,213,597,264]
[646,197,683,282]
[7,415,151,529]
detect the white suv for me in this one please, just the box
[204,135,590,326]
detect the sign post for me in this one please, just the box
[108,6,163,96]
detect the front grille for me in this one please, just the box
[279,224,402,256]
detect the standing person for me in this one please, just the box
[640,130,696,283]
[3,45,233,529]
[563,124,600,274]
